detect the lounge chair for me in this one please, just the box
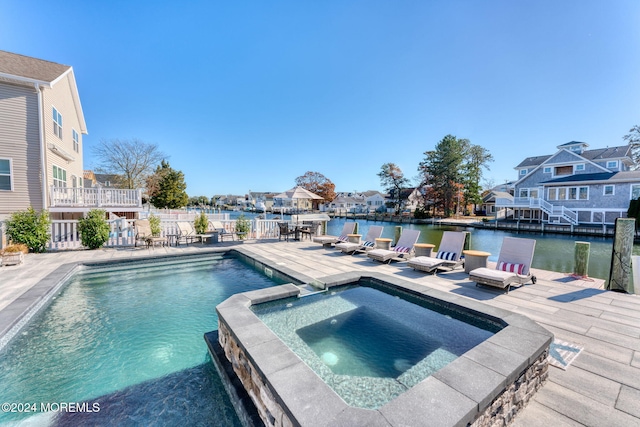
[407,231,466,274]
[210,221,239,241]
[312,222,357,247]
[176,221,211,244]
[335,226,384,255]
[367,229,421,263]
[469,237,537,293]
[135,219,167,248]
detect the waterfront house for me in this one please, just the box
[496,141,640,225]
[362,190,386,213]
[0,50,143,224]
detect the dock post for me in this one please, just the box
[463,231,470,251]
[574,241,590,278]
[607,218,635,293]
[394,226,402,246]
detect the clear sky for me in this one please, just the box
[2,0,639,197]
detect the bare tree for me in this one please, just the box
[623,125,640,168]
[93,138,167,189]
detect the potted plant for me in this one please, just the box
[235,214,251,240]
[1,243,28,266]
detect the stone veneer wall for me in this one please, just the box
[219,318,549,427]
[470,349,549,427]
[218,321,294,427]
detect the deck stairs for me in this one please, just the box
[537,199,578,225]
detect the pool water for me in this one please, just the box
[297,306,441,378]
[0,254,284,425]
[253,284,498,409]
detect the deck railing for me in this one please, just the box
[46,218,292,250]
[49,187,143,208]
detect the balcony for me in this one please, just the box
[49,187,143,212]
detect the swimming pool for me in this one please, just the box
[0,253,291,425]
[252,283,500,409]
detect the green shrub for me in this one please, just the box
[78,209,110,249]
[149,214,162,236]
[194,212,208,234]
[235,214,251,239]
[5,207,51,253]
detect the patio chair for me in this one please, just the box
[335,225,384,255]
[135,219,167,248]
[278,222,296,241]
[469,237,537,293]
[312,222,357,247]
[407,231,466,274]
[210,221,239,241]
[367,229,421,263]
[176,221,210,244]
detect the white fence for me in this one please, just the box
[47,218,288,250]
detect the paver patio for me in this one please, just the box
[1,239,639,426]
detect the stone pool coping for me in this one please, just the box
[216,270,553,426]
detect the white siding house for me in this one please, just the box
[0,51,142,223]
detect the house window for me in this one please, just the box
[575,164,585,171]
[519,169,527,176]
[604,185,614,196]
[568,187,577,200]
[548,188,557,200]
[558,188,567,200]
[579,187,588,200]
[519,188,529,198]
[543,167,551,173]
[72,129,79,152]
[607,160,619,169]
[632,184,640,200]
[0,158,12,190]
[52,107,63,139]
[53,165,67,187]
[554,166,573,176]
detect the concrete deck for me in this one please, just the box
[1,240,639,426]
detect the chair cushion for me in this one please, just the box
[362,240,375,247]
[436,251,456,261]
[338,235,348,242]
[394,246,410,253]
[498,262,525,275]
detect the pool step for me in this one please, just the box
[296,284,326,297]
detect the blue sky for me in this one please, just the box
[2,0,639,197]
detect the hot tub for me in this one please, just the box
[213,272,552,426]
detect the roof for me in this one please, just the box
[483,191,513,203]
[557,141,588,148]
[516,155,552,168]
[0,50,71,84]
[516,144,631,169]
[581,145,631,161]
[541,170,640,185]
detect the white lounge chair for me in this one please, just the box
[469,237,537,293]
[335,226,384,255]
[367,229,421,263]
[312,222,357,247]
[135,219,167,248]
[407,231,466,274]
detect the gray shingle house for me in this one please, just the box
[496,141,640,225]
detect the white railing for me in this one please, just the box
[496,197,578,225]
[50,187,143,208]
[45,218,303,250]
